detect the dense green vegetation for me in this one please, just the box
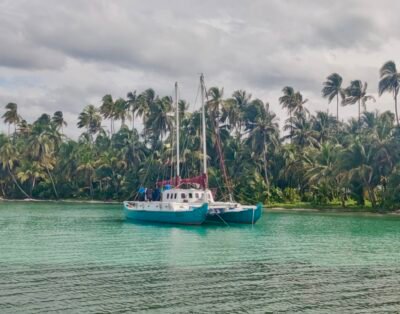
[1,61,400,210]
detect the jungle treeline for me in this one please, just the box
[1,61,400,209]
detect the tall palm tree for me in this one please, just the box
[343,80,375,123]
[127,90,138,131]
[245,100,280,190]
[279,87,308,140]
[206,87,233,196]
[52,111,67,134]
[322,73,344,121]
[114,98,130,127]
[100,95,116,135]
[137,89,156,141]
[379,61,400,127]
[2,103,21,136]
[28,132,59,199]
[145,96,173,145]
[77,105,102,142]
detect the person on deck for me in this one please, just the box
[153,187,161,201]
[138,187,146,201]
[146,188,153,201]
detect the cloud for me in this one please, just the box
[1,0,400,137]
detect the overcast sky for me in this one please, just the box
[1,0,399,138]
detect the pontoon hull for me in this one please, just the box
[123,202,208,225]
[207,203,263,224]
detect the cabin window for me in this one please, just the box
[195,193,199,198]
[181,193,186,199]
[188,193,193,198]
[166,194,169,199]
[174,193,177,199]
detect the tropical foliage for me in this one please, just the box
[1,61,400,210]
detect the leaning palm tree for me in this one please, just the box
[0,141,30,198]
[379,61,400,127]
[2,103,21,136]
[322,73,344,121]
[343,80,376,123]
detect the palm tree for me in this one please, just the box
[322,73,344,121]
[77,105,102,142]
[0,141,30,198]
[52,111,67,134]
[137,89,156,141]
[127,90,138,131]
[379,61,400,127]
[312,111,337,144]
[343,80,376,123]
[206,87,233,196]
[28,132,59,199]
[284,111,318,147]
[114,98,130,127]
[245,100,280,190]
[100,95,116,135]
[17,161,45,197]
[2,103,21,136]
[223,90,251,139]
[279,87,308,140]
[145,96,173,145]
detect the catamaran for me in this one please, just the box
[124,75,262,225]
[123,81,209,225]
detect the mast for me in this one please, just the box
[175,82,180,179]
[200,74,208,192]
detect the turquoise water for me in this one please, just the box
[1,202,400,313]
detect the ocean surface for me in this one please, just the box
[1,202,400,313]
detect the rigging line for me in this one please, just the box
[203,79,234,200]
[215,212,230,227]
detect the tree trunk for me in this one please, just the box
[395,90,399,127]
[290,111,292,143]
[131,117,135,165]
[336,94,339,121]
[263,142,270,196]
[45,166,59,199]
[212,112,233,201]
[358,99,361,124]
[30,177,36,197]
[7,165,30,198]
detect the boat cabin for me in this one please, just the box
[161,188,214,203]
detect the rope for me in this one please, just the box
[215,212,230,227]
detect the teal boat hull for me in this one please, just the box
[207,203,263,224]
[124,203,208,225]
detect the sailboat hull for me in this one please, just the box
[207,203,263,224]
[123,202,208,225]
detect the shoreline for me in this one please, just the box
[0,198,120,205]
[267,206,400,216]
[1,198,399,215]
